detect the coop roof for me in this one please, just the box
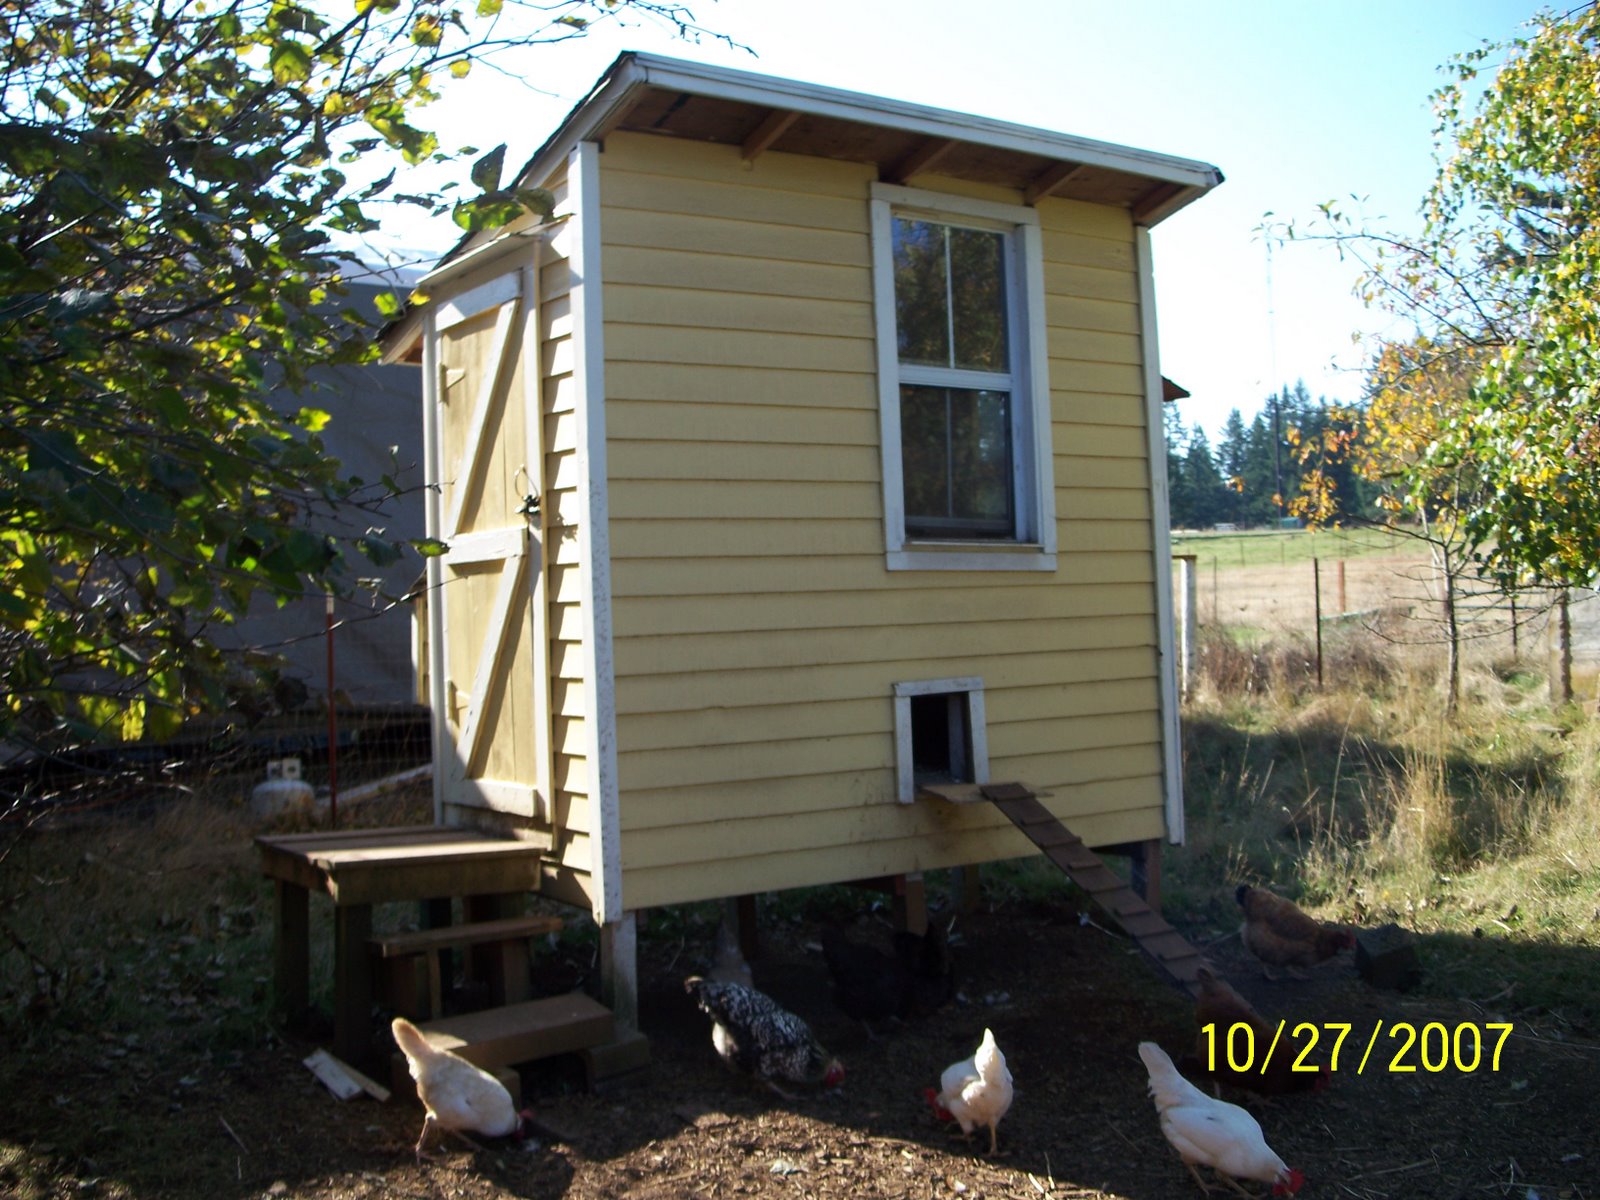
[519,51,1222,224]
[382,53,1223,360]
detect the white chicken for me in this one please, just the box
[1137,1041,1305,1196]
[926,1027,1013,1156]
[392,1017,534,1161]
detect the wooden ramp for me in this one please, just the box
[929,782,1208,995]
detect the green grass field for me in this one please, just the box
[1171,523,1413,570]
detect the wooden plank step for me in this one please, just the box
[1065,864,1127,894]
[918,783,988,804]
[990,794,1056,825]
[1107,893,1154,918]
[1139,931,1202,962]
[405,993,615,1071]
[1017,823,1084,849]
[1117,911,1173,939]
[373,915,564,958]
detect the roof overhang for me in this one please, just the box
[525,52,1221,222]
[383,52,1224,360]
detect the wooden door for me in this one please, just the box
[421,255,550,826]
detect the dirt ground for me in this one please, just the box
[8,880,1594,1200]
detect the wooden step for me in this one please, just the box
[403,993,615,1071]
[372,914,564,958]
[373,915,566,1021]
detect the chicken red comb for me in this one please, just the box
[1272,1168,1306,1196]
[921,1086,954,1121]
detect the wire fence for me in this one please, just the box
[1172,550,1600,699]
[0,704,432,827]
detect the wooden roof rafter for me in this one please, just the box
[1131,180,1190,223]
[885,136,960,185]
[1024,161,1089,206]
[741,107,801,163]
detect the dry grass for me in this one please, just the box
[1171,623,1600,1030]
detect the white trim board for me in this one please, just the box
[869,183,1057,572]
[419,310,449,825]
[1136,228,1184,846]
[568,139,623,923]
[892,677,990,804]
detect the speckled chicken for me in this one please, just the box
[1236,884,1356,978]
[684,976,844,1099]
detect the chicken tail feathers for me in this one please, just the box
[1138,1041,1206,1111]
[391,1016,436,1069]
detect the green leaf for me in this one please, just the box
[470,143,505,192]
[268,39,313,83]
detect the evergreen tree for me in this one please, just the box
[1182,426,1228,528]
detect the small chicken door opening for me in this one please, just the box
[910,693,972,787]
[893,677,989,803]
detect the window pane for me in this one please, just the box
[900,384,951,522]
[948,226,1008,371]
[893,218,950,367]
[950,389,1012,524]
[901,385,1013,538]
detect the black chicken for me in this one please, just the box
[821,918,954,1036]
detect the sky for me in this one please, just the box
[366,0,1543,441]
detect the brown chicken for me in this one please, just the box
[1184,967,1328,1096]
[1236,884,1355,978]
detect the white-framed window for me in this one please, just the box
[870,183,1057,572]
[892,677,989,804]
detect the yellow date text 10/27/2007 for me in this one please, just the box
[1200,1020,1514,1075]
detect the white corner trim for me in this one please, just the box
[892,677,989,803]
[420,309,448,826]
[569,140,623,921]
[1136,229,1184,846]
[520,257,554,834]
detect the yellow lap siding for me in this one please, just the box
[595,134,1166,909]
[605,245,869,301]
[606,285,873,338]
[611,616,1154,679]
[609,551,1152,597]
[604,399,879,446]
[615,646,1158,717]
[605,208,867,268]
[622,772,1160,832]
[623,806,1165,910]
[622,792,1162,873]
[609,440,881,484]
[608,361,876,409]
[611,583,1156,638]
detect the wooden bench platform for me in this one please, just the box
[256,825,549,1064]
[373,915,565,1020]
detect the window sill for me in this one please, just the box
[887,542,1057,572]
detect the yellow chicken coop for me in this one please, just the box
[372,51,1223,1039]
